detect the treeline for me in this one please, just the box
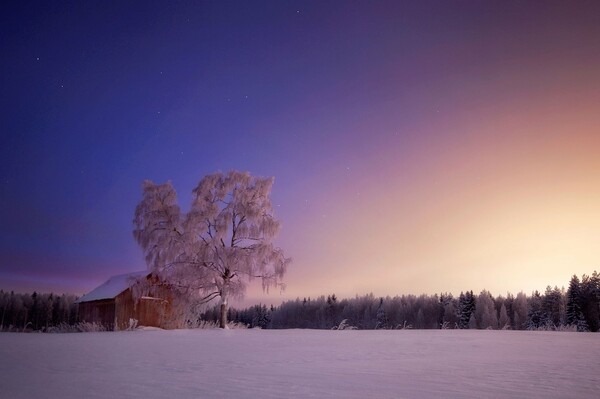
[202,272,600,332]
[0,291,79,332]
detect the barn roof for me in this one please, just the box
[77,271,148,303]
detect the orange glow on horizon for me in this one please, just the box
[241,80,600,306]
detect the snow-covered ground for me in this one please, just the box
[1,329,598,398]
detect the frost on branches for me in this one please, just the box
[133,171,291,328]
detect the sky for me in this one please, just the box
[1,1,600,306]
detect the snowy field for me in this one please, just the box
[1,329,599,398]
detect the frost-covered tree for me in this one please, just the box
[513,292,528,330]
[475,290,498,329]
[468,313,477,329]
[133,171,291,328]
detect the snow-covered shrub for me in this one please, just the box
[554,324,577,332]
[45,322,107,333]
[77,322,107,332]
[528,324,578,332]
[188,319,247,329]
[333,319,357,330]
[128,318,139,330]
[395,321,412,330]
[46,323,75,333]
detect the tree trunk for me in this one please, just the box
[219,302,228,329]
[219,286,229,329]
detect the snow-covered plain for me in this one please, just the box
[1,329,598,398]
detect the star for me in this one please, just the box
[36,57,40,61]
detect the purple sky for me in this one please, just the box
[2,1,600,305]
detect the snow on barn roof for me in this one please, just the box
[77,271,148,303]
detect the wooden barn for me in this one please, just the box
[77,271,173,331]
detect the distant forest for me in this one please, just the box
[202,272,600,332]
[2,272,599,332]
[0,292,78,332]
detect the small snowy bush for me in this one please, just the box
[128,318,139,330]
[188,319,247,329]
[333,319,357,330]
[46,322,107,333]
[395,321,413,330]
[529,324,578,332]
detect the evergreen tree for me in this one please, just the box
[440,293,458,329]
[326,294,339,328]
[504,293,515,329]
[0,290,7,330]
[457,293,465,328]
[458,291,476,329]
[566,275,583,326]
[251,304,270,329]
[580,272,600,332]
[375,298,388,329]
[30,292,39,330]
[526,291,543,330]
[542,286,563,328]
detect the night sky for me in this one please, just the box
[2,1,600,305]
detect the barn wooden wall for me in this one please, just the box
[78,299,116,330]
[114,287,173,330]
